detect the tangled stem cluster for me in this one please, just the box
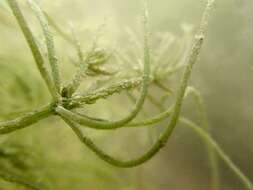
[0,0,252,189]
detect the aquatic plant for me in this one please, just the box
[0,0,252,189]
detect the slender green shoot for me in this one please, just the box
[56,2,151,128]
[0,104,53,134]
[180,117,253,190]
[186,87,220,190]
[57,0,217,167]
[2,1,250,189]
[7,0,58,100]
[61,27,93,97]
[27,0,61,95]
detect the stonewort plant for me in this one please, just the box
[0,0,252,189]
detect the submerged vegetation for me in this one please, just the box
[0,0,252,189]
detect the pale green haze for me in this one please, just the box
[0,0,252,190]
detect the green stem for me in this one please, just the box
[71,77,142,106]
[126,88,219,189]
[56,5,151,129]
[63,28,91,97]
[63,115,253,190]
[180,117,253,190]
[27,0,61,94]
[117,87,250,190]
[59,0,215,168]
[0,104,53,134]
[63,117,160,168]
[187,87,220,190]
[58,0,214,131]
[7,0,58,100]
[126,105,173,127]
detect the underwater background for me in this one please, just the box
[0,0,253,189]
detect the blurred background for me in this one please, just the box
[0,0,253,189]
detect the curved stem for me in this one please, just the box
[125,87,220,189]
[71,87,170,128]
[56,4,151,129]
[129,82,236,186]
[121,87,248,190]
[62,117,163,167]
[180,117,253,190]
[123,105,173,127]
[57,0,209,130]
[63,115,253,190]
[27,0,61,94]
[57,103,170,130]
[59,0,215,169]
[187,87,220,190]
[7,0,58,100]
[0,104,53,134]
